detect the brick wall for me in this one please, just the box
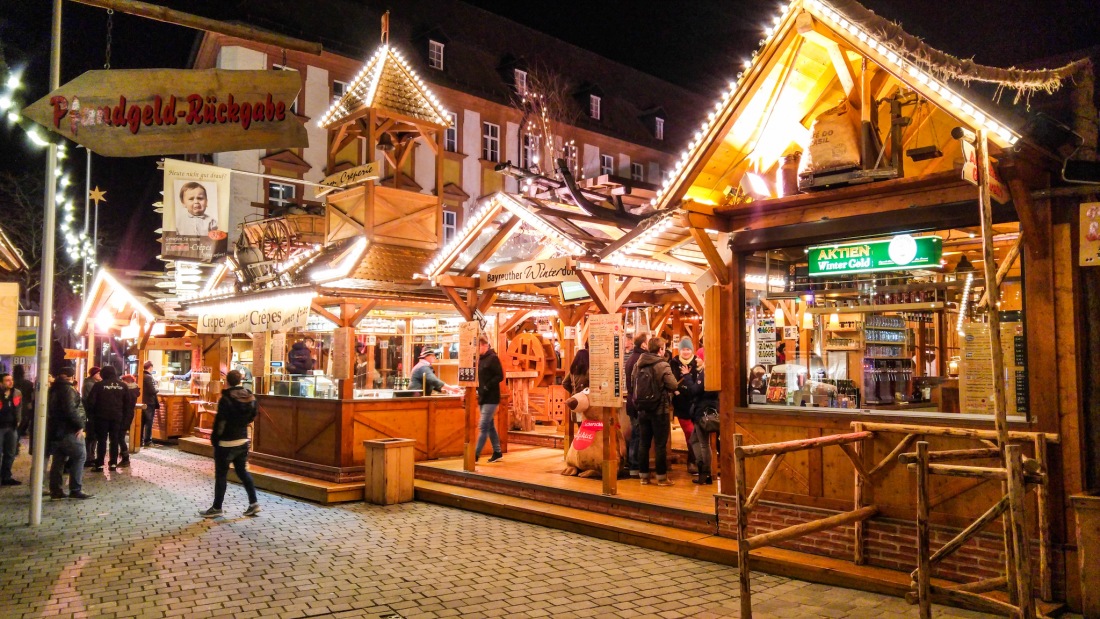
[715,494,1065,599]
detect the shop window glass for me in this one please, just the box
[631,162,644,181]
[444,112,458,153]
[482,122,500,162]
[428,40,444,70]
[744,226,1027,421]
[600,154,614,176]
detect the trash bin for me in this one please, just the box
[363,438,416,505]
[1072,492,1100,617]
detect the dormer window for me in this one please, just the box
[428,40,444,70]
[600,154,614,176]
[514,69,528,95]
[655,116,665,141]
[589,94,601,120]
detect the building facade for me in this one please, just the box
[190,0,707,244]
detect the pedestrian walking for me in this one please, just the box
[0,372,23,485]
[86,366,134,471]
[474,335,504,463]
[141,361,158,447]
[630,337,679,486]
[200,370,260,518]
[82,366,101,467]
[47,367,92,499]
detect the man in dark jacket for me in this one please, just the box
[13,365,34,439]
[474,335,504,463]
[623,332,649,478]
[201,370,260,518]
[286,337,315,375]
[630,337,680,486]
[141,361,158,447]
[87,366,134,471]
[47,367,92,499]
[0,373,22,485]
[82,366,101,466]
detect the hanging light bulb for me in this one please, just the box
[802,312,814,330]
[773,307,784,327]
[829,313,840,329]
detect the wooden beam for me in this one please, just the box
[475,290,499,315]
[435,274,478,289]
[795,13,859,107]
[310,303,343,327]
[678,283,704,316]
[746,506,878,550]
[500,309,533,333]
[440,286,473,321]
[71,0,323,54]
[684,215,731,285]
[347,300,379,327]
[577,271,612,314]
[649,304,674,334]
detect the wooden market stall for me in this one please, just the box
[638,0,1092,611]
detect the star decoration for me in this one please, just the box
[89,186,107,208]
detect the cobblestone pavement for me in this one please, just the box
[0,442,1020,618]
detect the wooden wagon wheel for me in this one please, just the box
[505,332,557,387]
[260,218,294,261]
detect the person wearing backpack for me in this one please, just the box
[630,336,680,486]
[200,370,261,518]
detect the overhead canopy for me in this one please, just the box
[75,269,163,335]
[649,0,1090,214]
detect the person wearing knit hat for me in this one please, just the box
[670,337,701,474]
[81,366,103,467]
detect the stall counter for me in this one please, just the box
[250,392,495,482]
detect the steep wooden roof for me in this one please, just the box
[319,44,450,129]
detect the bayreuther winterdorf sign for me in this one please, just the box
[480,258,579,290]
[22,69,308,157]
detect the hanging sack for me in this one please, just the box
[802,100,861,173]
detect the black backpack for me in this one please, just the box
[631,362,663,412]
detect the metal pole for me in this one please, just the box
[81,147,91,305]
[30,0,63,527]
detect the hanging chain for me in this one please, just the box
[103,9,114,69]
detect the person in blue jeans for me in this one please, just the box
[201,370,260,518]
[47,367,92,499]
[475,335,504,463]
[623,332,649,478]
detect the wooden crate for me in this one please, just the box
[363,438,415,505]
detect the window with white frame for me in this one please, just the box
[655,116,665,140]
[600,154,614,176]
[482,122,500,162]
[521,133,540,170]
[631,162,644,181]
[514,69,528,95]
[268,181,296,209]
[273,64,299,114]
[444,112,458,153]
[333,80,348,102]
[442,209,458,245]
[589,94,601,120]
[428,40,444,70]
[564,144,578,175]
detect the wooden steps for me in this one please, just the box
[176,436,362,504]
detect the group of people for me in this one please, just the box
[78,362,160,474]
[562,333,718,487]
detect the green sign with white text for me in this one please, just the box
[808,235,942,276]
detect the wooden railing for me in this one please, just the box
[732,431,877,619]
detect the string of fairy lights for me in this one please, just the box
[1,60,97,295]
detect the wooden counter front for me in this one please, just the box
[251,394,470,482]
[152,394,197,441]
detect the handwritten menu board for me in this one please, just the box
[587,313,624,408]
[270,332,287,364]
[458,321,480,386]
[756,317,777,364]
[960,323,994,414]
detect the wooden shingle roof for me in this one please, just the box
[319,44,450,129]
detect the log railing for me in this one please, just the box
[732,431,877,619]
[909,441,1039,619]
[851,422,1058,604]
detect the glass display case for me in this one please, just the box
[267,373,339,399]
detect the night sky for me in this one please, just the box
[1,0,1096,273]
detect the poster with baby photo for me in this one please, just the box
[161,159,232,263]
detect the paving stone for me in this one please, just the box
[0,443,1075,619]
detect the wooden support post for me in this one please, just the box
[745,452,785,512]
[736,430,872,457]
[463,386,477,472]
[853,422,867,565]
[916,441,932,619]
[867,433,917,479]
[920,495,1009,573]
[1033,434,1052,602]
[733,434,752,619]
[719,256,744,496]
[1005,444,1035,619]
[600,407,618,496]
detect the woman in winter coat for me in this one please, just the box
[669,338,700,473]
[684,363,718,485]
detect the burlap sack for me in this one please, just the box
[802,100,861,173]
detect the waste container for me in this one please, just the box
[363,438,416,505]
[1072,492,1100,617]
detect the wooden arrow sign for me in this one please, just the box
[22,68,308,157]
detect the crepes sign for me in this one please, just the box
[481,258,578,289]
[197,304,310,334]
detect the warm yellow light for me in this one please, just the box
[774,307,784,327]
[802,312,814,330]
[829,313,840,329]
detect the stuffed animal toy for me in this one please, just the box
[561,388,627,478]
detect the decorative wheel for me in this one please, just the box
[504,332,558,387]
[260,219,295,261]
